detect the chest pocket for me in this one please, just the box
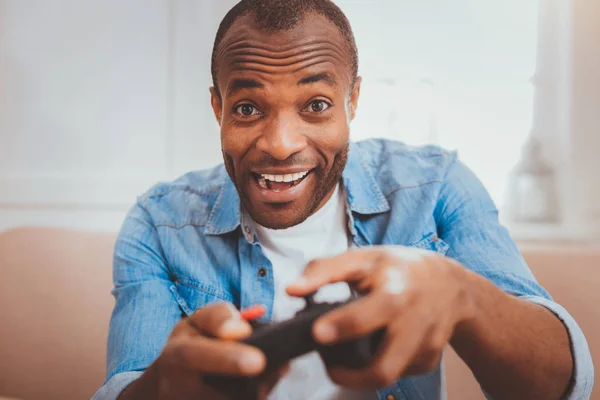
[169,279,235,316]
[408,232,450,256]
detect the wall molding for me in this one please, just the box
[0,208,128,233]
[503,219,600,243]
[0,174,164,233]
[0,174,166,208]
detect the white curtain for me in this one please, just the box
[337,0,540,212]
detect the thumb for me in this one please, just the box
[189,302,251,340]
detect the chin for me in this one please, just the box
[249,202,313,230]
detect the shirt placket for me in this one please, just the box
[239,216,275,322]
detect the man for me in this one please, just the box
[93,1,593,399]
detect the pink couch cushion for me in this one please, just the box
[0,228,115,400]
[445,243,600,400]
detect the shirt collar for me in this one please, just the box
[342,141,390,215]
[205,141,390,237]
[204,174,241,236]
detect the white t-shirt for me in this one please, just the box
[253,184,378,400]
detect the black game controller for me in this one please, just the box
[204,293,386,399]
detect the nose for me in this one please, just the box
[255,112,308,160]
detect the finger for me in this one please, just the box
[313,264,413,344]
[327,306,432,389]
[287,246,430,297]
[166,335,266,377]
[188,302,252,340]
[403,312,453,376]
[313,291,406,344]
[286,248,384,296]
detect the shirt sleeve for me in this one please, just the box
[92,201,184,399]
[91,372,143,400]
[433,154,594,399]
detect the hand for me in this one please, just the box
[286,245,476,389]
[119,302,288,400]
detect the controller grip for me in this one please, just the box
[205,328,385,400]
[318,327,386,369]
[203,318,314,399]
[203,299,385,399]
[203,374,259,400]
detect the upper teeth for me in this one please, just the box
[261,171,309,183]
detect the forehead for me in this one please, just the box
[215,13,352,92]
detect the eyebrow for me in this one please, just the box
[297,73,337,86]
[227,78,265,97]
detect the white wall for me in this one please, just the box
[0,0,234,232]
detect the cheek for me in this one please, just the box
[220,131,248,178]
[221,127,250,159]
[332,107,351,143]
[310,114,350,152]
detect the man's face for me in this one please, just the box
[211,14,361,230]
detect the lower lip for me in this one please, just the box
[248,172,313,204]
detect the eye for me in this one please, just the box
[234,103,261,117]
[304,100,331,113]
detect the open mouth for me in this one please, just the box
[252,170,312,192]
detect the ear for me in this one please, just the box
[348,76,362,121]
[209,87,223,126]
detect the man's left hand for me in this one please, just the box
[286,245,477,389]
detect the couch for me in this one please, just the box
[0,227,597,399]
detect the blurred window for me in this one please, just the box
[338,0,540,210]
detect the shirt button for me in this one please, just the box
[244,226,251,234]
[258,268,267,277]
[386,395,396,400]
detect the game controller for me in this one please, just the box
[204,293,386,399]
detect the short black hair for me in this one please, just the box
[211,0,358,93]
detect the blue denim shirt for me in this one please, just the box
[93,139,593,400]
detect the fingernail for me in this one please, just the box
[314,322,337,343]
[238,352,264,373]
[220,319,247,335]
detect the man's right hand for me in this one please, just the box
[118,302,288,400]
